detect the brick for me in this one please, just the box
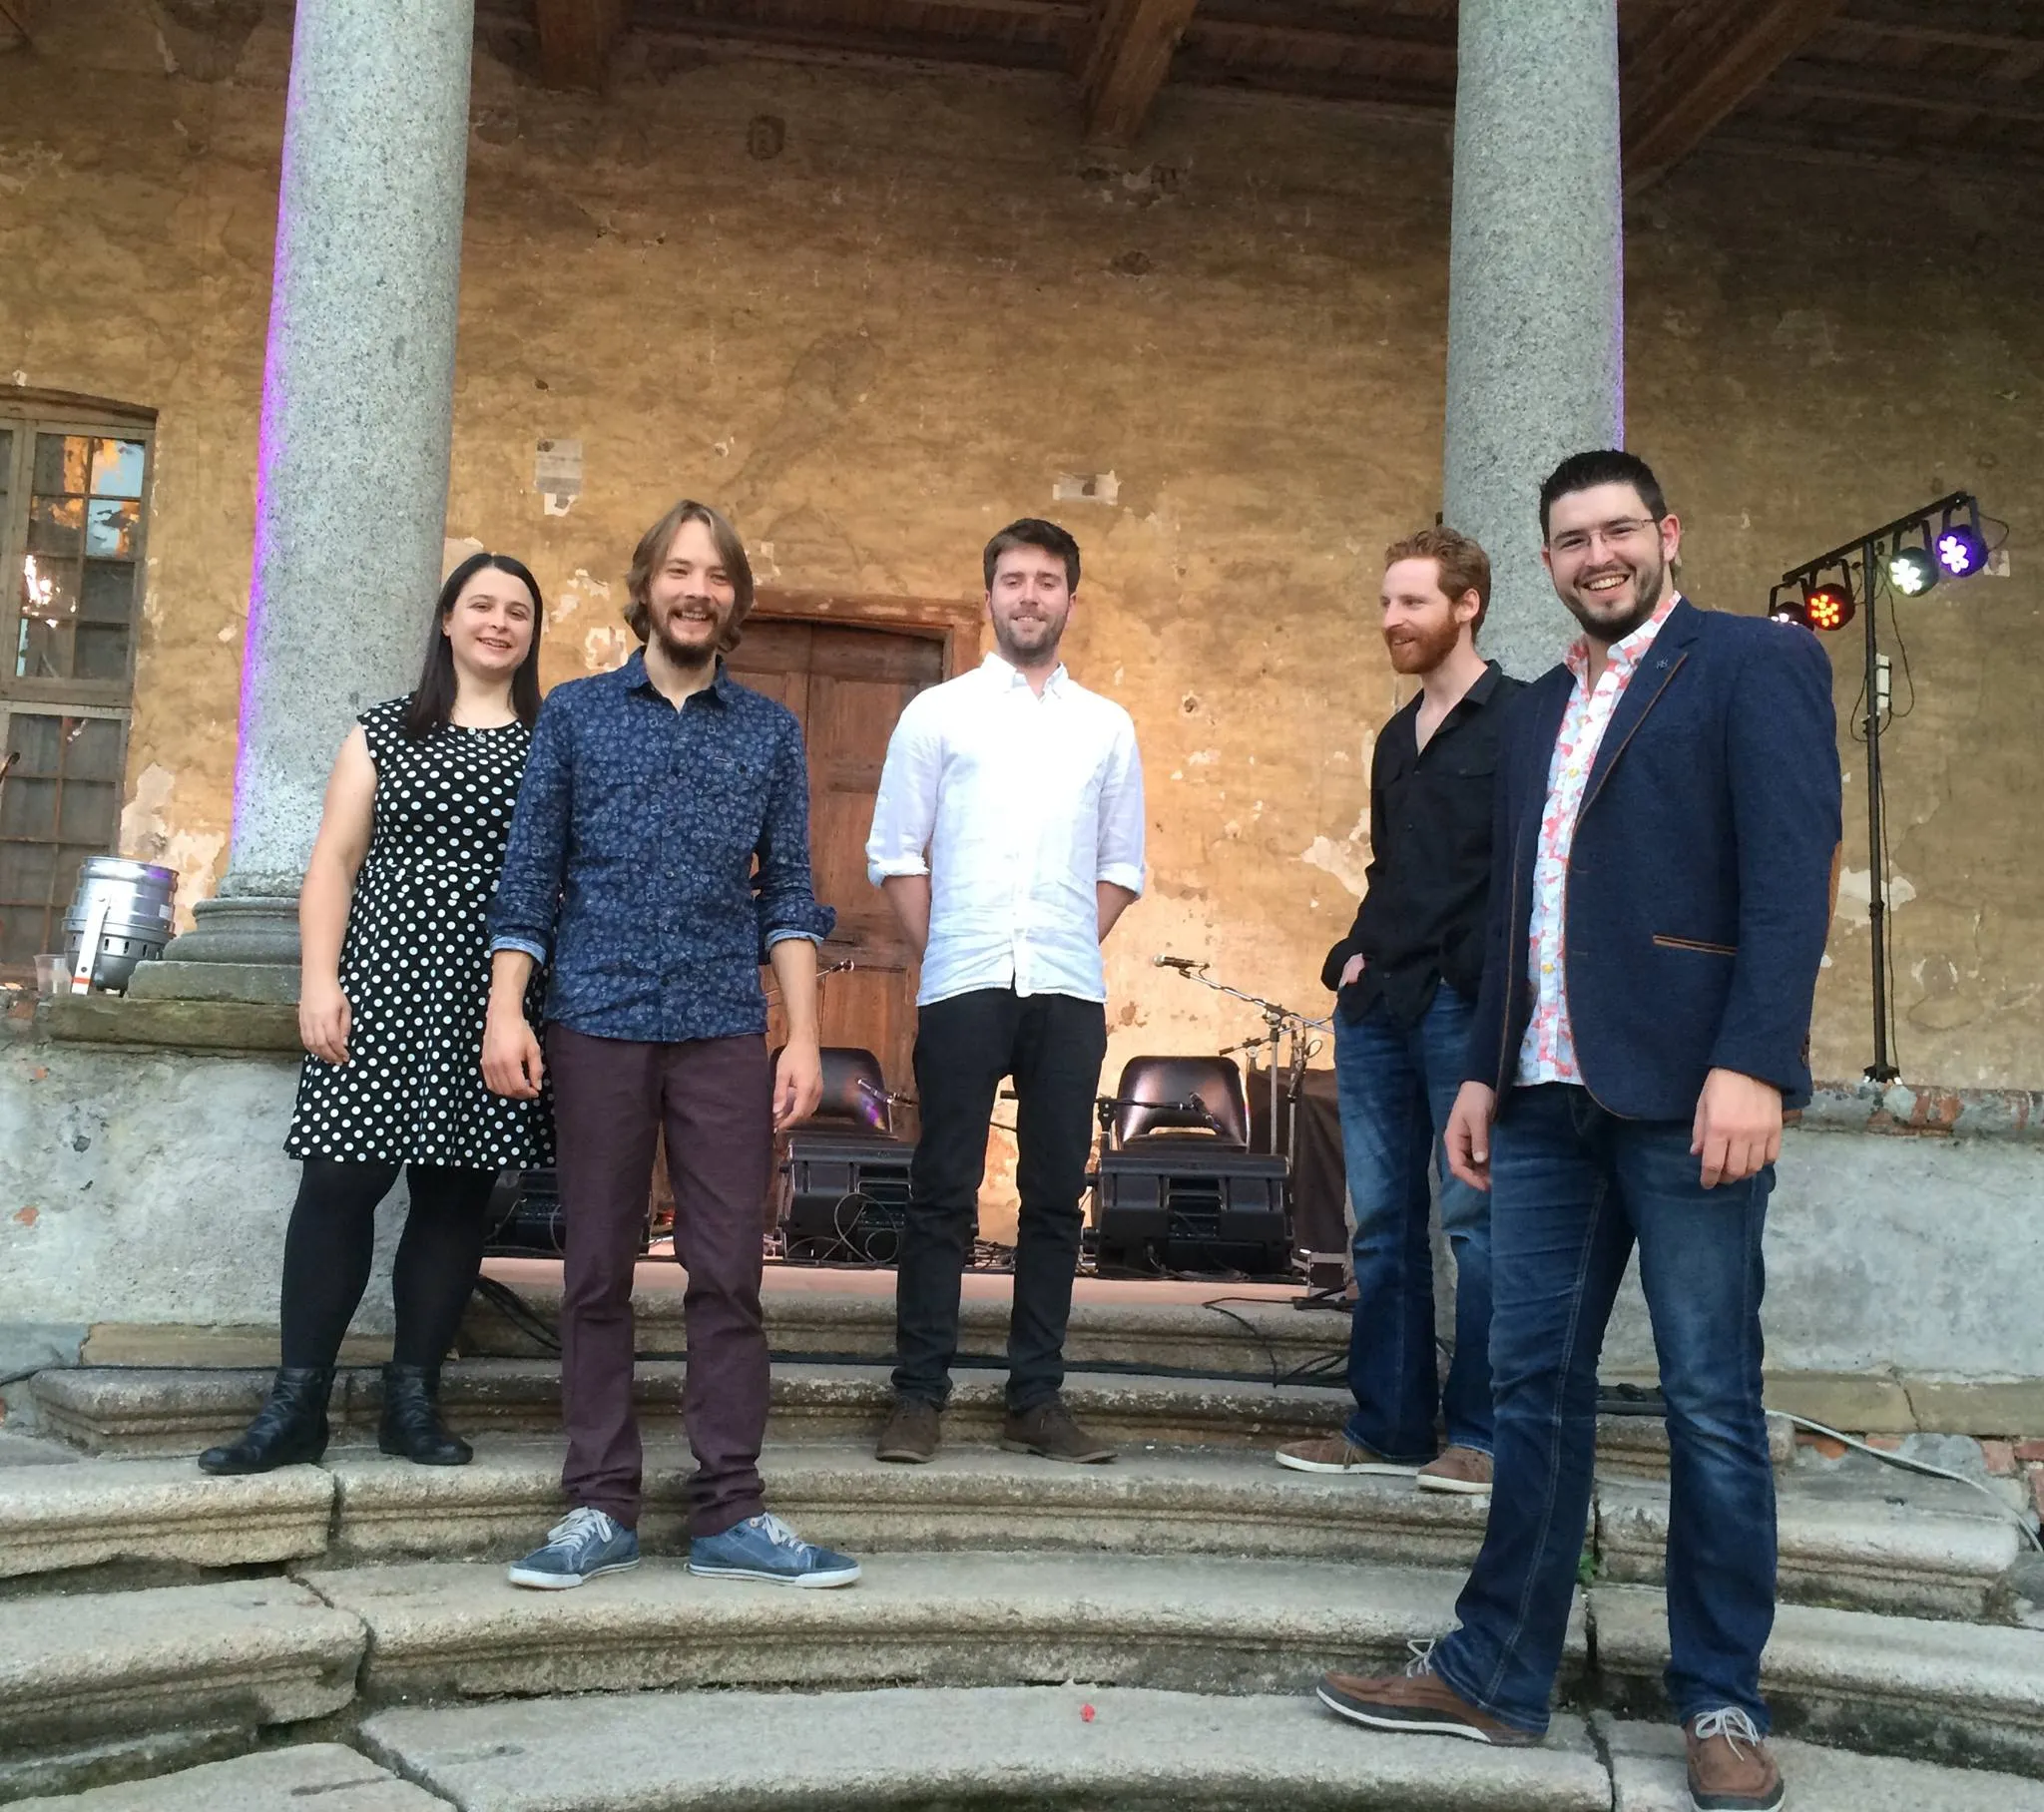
[1864,1434,1903,1452]
[2014,1439,2044,1465]
[1797,1433,1849,1461]
[1981,1439,2017,1477]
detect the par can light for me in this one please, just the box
[1802,575,1855,633]
[1888,542,1937,597]
[1935,517,1986,578]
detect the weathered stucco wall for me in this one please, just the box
[2,0,2039,1097]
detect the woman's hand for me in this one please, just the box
[299,978,352,1066]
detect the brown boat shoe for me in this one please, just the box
[1316,1640,1538,1746]
[1275,1434,1421,1477]
[1415,1445,1494,1496]
[874,1396,941,1464]
[1685,1708,1785,1811]
[1000,1396,1116,1463]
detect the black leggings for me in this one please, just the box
[278,1158,498,1369]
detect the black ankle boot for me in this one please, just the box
[377,1363,472,1466]
[198,1367,333,1475]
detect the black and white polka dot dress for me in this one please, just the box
[286,696,552,1169]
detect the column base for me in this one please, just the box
[126,896,301,1006]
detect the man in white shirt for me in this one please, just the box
[864,519,1146,1465]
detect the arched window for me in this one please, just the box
[0,389,155,969]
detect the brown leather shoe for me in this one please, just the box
[875,1396,940,1464]
[1000,1396,1115,1464]
[1275,1434,1420,1477]
[1416,1445,1494,1496]
[1685,1708,1785,1810]
[1316,1642,1537,1745]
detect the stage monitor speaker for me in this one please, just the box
[1093,1141,1291,1277]
[483,1167,654,1258]
[778,1132,915,1262]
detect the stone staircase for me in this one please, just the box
[3,1296,2042,1808]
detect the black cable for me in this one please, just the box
[469,1274,561,1353]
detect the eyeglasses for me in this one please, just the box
[1548,517,1660,557]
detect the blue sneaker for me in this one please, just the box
[688,1512,861,1587]
[506,1506,640,1589]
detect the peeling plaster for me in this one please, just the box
[1835,867,1919,928]
[119,763,226,932]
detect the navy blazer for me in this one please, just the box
[1465,597,1841,1119]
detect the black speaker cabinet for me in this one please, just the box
[483,1167,654,1258]
[778,1131,915,1264]
[1092,1141,1292,1277]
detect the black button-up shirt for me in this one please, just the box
[1321,662,1522,1031]
[488,651,834,1043]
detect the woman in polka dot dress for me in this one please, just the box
[201,552,553,1477]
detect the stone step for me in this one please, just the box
[27,1356,1784,1482]
[299,1549,1584,1705]
[457,1278,1350,1381]
[1598,1712,2044,1811]
[0,1577,364,1796]
[0,1454,332,1583]
[1592,1582,2044,1777]
[323,1435,1493,1570]
[359,1686,1612,1811]
[1597,1476,2023,1623]
[1,1434,2015,1631]
[13,1744,446,1810]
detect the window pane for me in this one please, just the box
[85,497,138,559]
[64,715,126,780]
[27,496,83,557]
[16,614,74,681]
[75,623,131,680]
[0,774,56,838]
[90,439,146,499]
[58,778,116,842]
[33,433,89,496]
[5,711,60,773]
[80,561,136,625]
[0,838,58,904]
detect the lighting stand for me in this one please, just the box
[1856,535,1899,1085]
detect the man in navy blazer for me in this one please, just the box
[1316,451,1840,1812]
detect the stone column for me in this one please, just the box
[1441,0,1624,681]
[135,0,476,1003]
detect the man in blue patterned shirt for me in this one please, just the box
[482,499,861,1591]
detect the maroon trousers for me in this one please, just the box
[548,1024,772,1538]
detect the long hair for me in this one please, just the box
[623,500,757,652]
[403,551,546,741]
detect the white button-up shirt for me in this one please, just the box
[1515,593,1681,1088]
[865,654,1147,1007]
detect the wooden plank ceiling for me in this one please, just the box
[493,0,2044,182]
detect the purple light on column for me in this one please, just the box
[1935,524,1985,577]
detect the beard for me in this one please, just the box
[994,610,1067,666]
[1383,612,1462,676]
[1562,547,1667,645]
[652,607,723,671]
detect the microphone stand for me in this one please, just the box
[1152,956,1326,1172]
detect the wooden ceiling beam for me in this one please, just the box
[1772,59,2044,125]
[1831,0,2044,53]
[1622,0,1847,191]
[534,0,628,90]
[1080,0,1201,148]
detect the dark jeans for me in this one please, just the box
[1333,988,1492,1461]
[548,1024,772,1538]
[894,988,1107,1414]
[1432,1084,1777,1735]
[278,1158,497,1370]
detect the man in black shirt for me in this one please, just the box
[1278,526,1520,1495]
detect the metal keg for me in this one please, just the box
[61,857,178,993]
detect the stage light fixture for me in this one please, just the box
[1801,573,1855,633]
[1887,539,1938,598]
[1935,507,1986,579]
[1768,584,1809,629]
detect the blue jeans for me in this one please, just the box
[1333,988,1492,1462]
[1431,1084,1777,1735]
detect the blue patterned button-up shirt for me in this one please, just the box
[487,651,834,1043]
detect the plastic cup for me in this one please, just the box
[34,954,63,998]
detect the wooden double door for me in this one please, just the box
[728,616,948,1103]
